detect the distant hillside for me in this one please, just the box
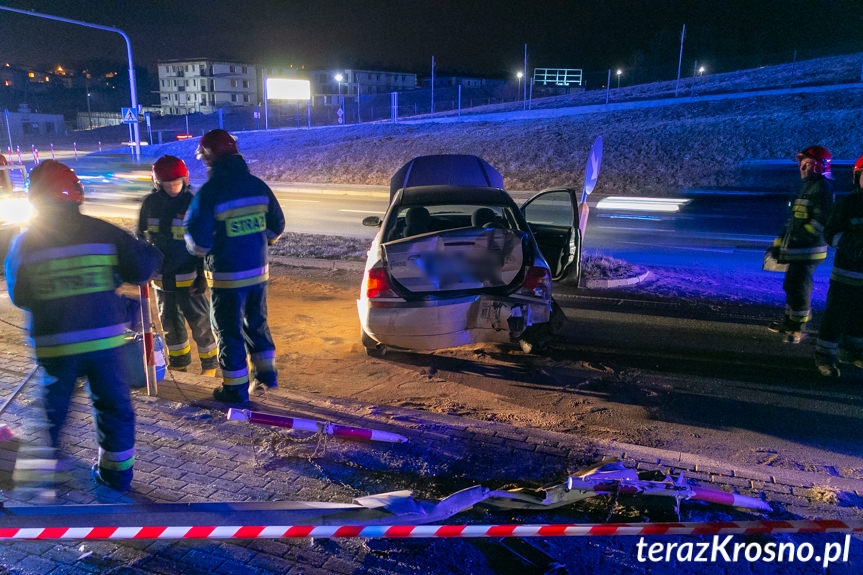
[148,53,863,197]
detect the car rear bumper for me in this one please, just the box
[358,294,551,351]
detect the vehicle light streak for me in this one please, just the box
[596,197,691,213]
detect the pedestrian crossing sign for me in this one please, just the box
[121,108,137,124]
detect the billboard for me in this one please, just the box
[266,78,311,100]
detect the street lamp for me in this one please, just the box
[616,69,622,89]
[516,71,523,103]
[334,73,344,123]
[698,66,706,76]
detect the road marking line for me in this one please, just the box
[278,199,320,203]
[339,209,385,214]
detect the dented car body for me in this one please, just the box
[358,155,581,354]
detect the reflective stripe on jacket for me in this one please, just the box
[183,154,285,289]
[138,186,203,291]
[777,174,833,263]
[4,206,160,358]
[825,190,863,285]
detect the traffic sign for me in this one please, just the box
[582,136,603,200]
[121,107,137,124]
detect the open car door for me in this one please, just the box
[521,187,581,282]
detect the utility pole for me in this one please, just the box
[675,23,686,97]
[523,44,528,110]
[431,56,435,114]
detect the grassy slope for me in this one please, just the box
[147,53,863,197]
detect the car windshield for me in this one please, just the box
[385,203,524,242]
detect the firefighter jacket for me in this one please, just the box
[4,205,160,360]
[824,189,863,285]
[137,185,203,291]
[183,154,285,289]
[774,174,833,263]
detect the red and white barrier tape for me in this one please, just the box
[1,520,861,540]
[227,408,408,443]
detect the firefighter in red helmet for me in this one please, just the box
[768,146,834,343]
[185,130,285,403]
[4,160,160,495]
[138,155,218,376]
[813,155,863,377]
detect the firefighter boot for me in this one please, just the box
[814,353,840,378]
[213,385,249,404]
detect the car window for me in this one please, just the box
[523,191,574,227]
[386,204,522,241]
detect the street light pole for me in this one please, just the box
[0,5,141,161]
[616,69,622,90]
[85,78,93,130]
[334,73,344,124]
[516,71,523,103]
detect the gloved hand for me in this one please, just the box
[190,274,208,296]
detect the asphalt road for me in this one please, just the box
[538,287,863,474]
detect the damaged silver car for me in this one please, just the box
[357,154,581,355]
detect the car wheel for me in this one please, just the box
[361,329,386,357]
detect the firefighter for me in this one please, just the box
[184,130,285,403]
[138,156,218,376]
[4,160,160,493]
[813,155,863,377]
[767,145,834,343]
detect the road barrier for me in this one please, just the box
[0,520,861,540]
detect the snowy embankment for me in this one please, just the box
[140,53,863,198]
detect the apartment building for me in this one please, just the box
[309,69,417,107]
[158,59,257,115]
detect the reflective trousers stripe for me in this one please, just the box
[207,273,269,289]
[98,446,135,471]
[35,334,128,359]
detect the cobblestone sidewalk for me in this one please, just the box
[0,338,861,574]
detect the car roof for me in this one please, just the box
[396,185,516,207]
[390,154,505,199]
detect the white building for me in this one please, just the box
[309,69,417,107]
[158,59,257,115]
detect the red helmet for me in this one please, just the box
[27,160,84,205]
[854,155,863,189]
[152,155,188,183]
[196,129,238,161]
[796,145,832,175]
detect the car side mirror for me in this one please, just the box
[363,216,382,227]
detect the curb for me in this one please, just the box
[269,255,365,272]
[582,270,651,289]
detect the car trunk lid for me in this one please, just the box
[382,227,526,294]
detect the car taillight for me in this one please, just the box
[517,266,551,299]
[365,267,398,299]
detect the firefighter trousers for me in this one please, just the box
[782,262,820,330]
[210,283,278,391]
[154,287,218,370]
[815,281,863,359]
[39,344,135,490]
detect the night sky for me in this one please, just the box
[1,0,860,76]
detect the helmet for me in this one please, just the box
[854,155,863,189]
[152,155,188,183]
[27,160,83,205]
[196,129,238,161]
[796,145,832,175]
